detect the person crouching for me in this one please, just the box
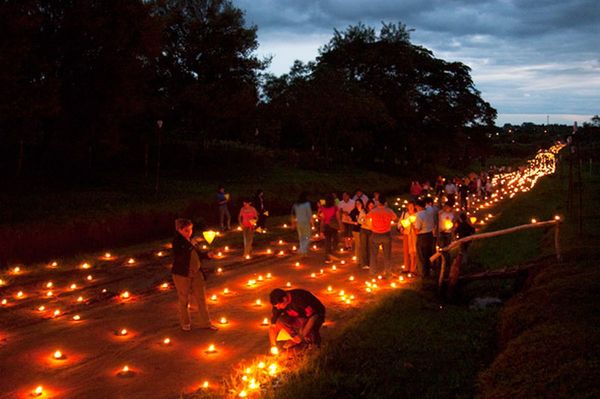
[269,288,325,350]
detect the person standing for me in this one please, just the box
[216,186,231,231]
[352,189,369,205]
[398,201,418,274]
[291,192,313,258]
[414,199,436,278]
[367,195,398,277]
[358,200,374,270]
[437,202,456,267]
[318,194,342,263]
[349,199,364,265]
[171,218,218,331]
[338,192,356,250]
[238,199,258,258]
[253,189,268,233]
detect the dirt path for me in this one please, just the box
[0,229,410,399]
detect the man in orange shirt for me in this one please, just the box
[367,195,398,277]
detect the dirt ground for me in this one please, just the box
[0,228,411,399]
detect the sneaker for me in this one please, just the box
[181,324,191,331]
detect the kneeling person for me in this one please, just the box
[269,288,325,349]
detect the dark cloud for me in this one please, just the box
[235,0,600,120]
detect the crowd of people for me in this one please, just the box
[168,175,488,349]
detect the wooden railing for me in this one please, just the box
[430,218,562,297]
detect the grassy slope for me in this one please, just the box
[270,151,600,398]
[477,158,600,398]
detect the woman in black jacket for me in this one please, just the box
[171,218,217,331]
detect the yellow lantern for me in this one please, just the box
[400,219,411,228]
[469,216,477,224]
[202,230,217,245]
[408,215,417,223]
[443,219,454,231]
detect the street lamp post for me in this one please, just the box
[155,120,163,194]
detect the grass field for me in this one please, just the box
[268,148,600,399]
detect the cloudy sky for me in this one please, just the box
[235,0,599,126]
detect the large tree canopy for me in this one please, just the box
[261,22,497,170]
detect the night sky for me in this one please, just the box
[236,0,600,125]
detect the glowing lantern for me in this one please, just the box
[46,291,53,297]
[53,350,65,360]
[202,381,209,389]
[332,265,337,271]
[400,219,411,228]
[217,267,223,274]
[1,299,6,306]
[121,291,130,299]
[38,305,46,311]
[157,251,164,257]
[408,215,417,223]
[163,337,171,345]
[219,317,228,325]
[531,218,537,224]
[161,282,169,290]
[72,315,81,321]
[70,283,77,290]
[310,273,316,278]
[267,249,272,254]
[45,282,53,288]
[104,252,112,259]
[210,294,217,301]
[470,216,477,224]
[286,282,291,287]
[127,258,135,265]
[16,291,24,299]
[77,296,84,303]
[205,344,217,354]
[245,255,251,260]
[53,309,61,317]
[119,329,128,336]
[349,275,355,281]
[81,262,91,269]
[51,262,58,267]
[33,386,43,397]
[255,299,262,307]
[443,219,454,231]
[270,346,279,356]
[266,273,272,279]
[86,275,93,281]
[202,230,217,245]
[223,288,229,294]
[261,317,269,326]
[13,267,21,274]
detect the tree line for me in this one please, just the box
[0,0,498,182]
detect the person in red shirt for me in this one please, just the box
[269,288,326,349]
[238,198,258,258]
[367,194,398,277]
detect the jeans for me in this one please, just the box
[218,205,231,230]
[369,232,392,275]
[324,225,338,258]
[360,229,371,267]
[297,222,311,255]
[242,227,254,256]
[417,232,435,277]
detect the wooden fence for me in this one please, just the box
[430,218,562,298]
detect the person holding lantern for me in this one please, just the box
[238,198,259,258]
[398,201,418,274]
[269,288,326,350]
[171,218,218,332]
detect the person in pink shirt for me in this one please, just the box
[318,194,342,263]
[238,198,259,258]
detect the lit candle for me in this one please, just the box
[72,315,81,321]
[13,266,21,273]
[245,255,251,260]
[270,346,279,356]
[86,275,93,281]
[531,218,537,224]
[51,261,58,267]
[210,294,217,301]
[157,251,164,257]
[53,350,66,360]
[46,291,53,297]
[310,273,316,278]
[278,239,283,245]
[121,291,130,299]
[127,258,135,265]
[205,344,217,354]
[77,296,84,303]
[219,317,228,325]
[202,381,209,389]
[118,328,128,336]
[117,365,134,377]
[104,252,112,259]
[1,299,7,305]
[224,246,229,251]
[217,267,223,274]
[161,282,169,289]
[38,305,46,311]
[46,282,53,288]
[266,273,272,279]
[332,265,337,271]
[33,386,43,397]
[278,250,284,256]
[223,288,229,294]
[286,281,291,287]
[163,337,171,345]
[81,262,91,269]
[258,275,264,281]
[327,286,333,292]
[349,275,355,281]
[70,283,77,290]
[295,262,300,267]
[261,317,269,326]
[16,291,24,298]
[255,299,262,307]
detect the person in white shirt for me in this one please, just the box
[338,192,356,250]
[414,199,435,278]
[352,189,369,205]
